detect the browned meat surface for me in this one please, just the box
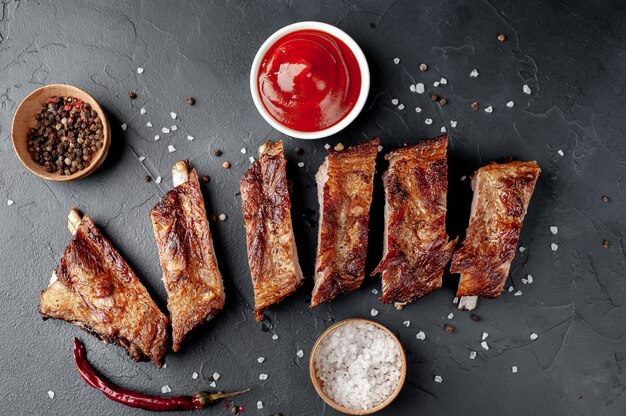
[39,211,169,367]
[311,139,379,307]
[373,135,457,307]
[240,141,303,320]
[151,164,225,352]
[450,161,541,298]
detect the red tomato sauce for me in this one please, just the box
[257,30,362,132]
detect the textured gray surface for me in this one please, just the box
[1,1,625,415]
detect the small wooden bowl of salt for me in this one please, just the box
[309,318,407,415]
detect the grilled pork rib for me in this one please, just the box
[39,209,169,367]
[311,139,379,307]
[240,141,303,321]
[373,136,457,308]
[150,162,225,352]
[450,161,540,309]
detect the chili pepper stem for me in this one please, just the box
[194,388,251,407]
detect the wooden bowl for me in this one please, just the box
[309,318,407,415]
[11,84,111,181]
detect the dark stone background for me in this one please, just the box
[1,1,625,415]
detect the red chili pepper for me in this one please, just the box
[73,339,250,412]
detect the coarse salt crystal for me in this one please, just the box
[484,106,493,113]
[272,334,279,340]
[530,333,538,340]
[168,145,176,153]
[7,200,13,206]
[371,288,379,295]
[506,101,515,108]
[433,81,440,87]
[154,135,160,141]
[170,112,177,119]
[523,84,532,94]
[403,320,410,327]
[138,156,145,162]
[297,162,305,168]
[249,156,255,163]
[460,175,467,181]
[259,373,268,380]
[470,69,479,78]
[482,332,489,340]
[171,125,178,131]
[393,58,400,64]
[469,351,477,359]
[297,349,304,358]
[209,381,216,388]
[416,83,425,94]
[453,297,459,304]
[512,366,518,373]
[162,127,170,134]
[121,123,128,131]
[161,385,171,394]
[527,275,534,284]
[162,364,167,369]
[440,77,447,85]
[192,372,198,379]
[551,243,559,251]
[257,401,263,409]
[425,118,433,125]
[514,290,522,296]
[409,84,416,92]
[147,122,153,127]
[187,135,194,141]
[519,246,526,252]
[522,277,528,284]
[450,120,458,128]
[155,176,162,184]
[212,372,220,381]
[137,67,144,74]
[391,98,399,105]
[481,341,489,350]
[441,127,447,133]
[240,148,247,154]
[397,104,405,110]
[448,313,454,319]
[415,107,422,113]
[324,143,331,149]
[508,286,514,292]
[370,308,379,317]
[47,391,54,399]
[434,375,443,383]
[557,149,564,157]
[550,226,558,234]
[140,107,147,115]
[257,357,265,363]
[416,331,426,340]
[378,145,383,152]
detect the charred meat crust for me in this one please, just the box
[39,216,169,367]
[151,169,225,352]
[373,135,457,305]
[450,161,540,298]
[311,138,379,307]
[240,140,303,321]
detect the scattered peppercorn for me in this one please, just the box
[295,146,304,156]
[471,314,481,322]
[438,98,448,106]
[128,91,138,100]
[222,161,231,169]
[444,324,455,334]
[470,101,480,110]
[602,195,610,203]
[497,34,506,42]
[185,96,195,106]
[419,63,428,71]
[201,175,210,183]
[144,175,151,182]
[431,94,440,102]
[603,240,610,248]
[334,143,345,151]
[218,214,227,222]
[214,148,222,157]
[27,96,104,175]
[223,402,229,409]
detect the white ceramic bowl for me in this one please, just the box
[250,21,370,140]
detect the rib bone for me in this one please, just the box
[172,160,190,187]
[67,208,83,235]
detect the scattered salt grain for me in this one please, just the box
[370,308,379,317]
[171,125,178,131]
[514,290,522,296]
[249,156,255,163]
[416,331,426,340]
[209,381,216,388]
[522,277,528,284]
[482,332,489,341]
[187,135,194,141]
[378,145,383,152]
[297,162,305,168]
[297,349,304,358]
[403,321,411,327]
[212,372,220,381]
[434,375,443,383]
[415,83,425,94]
[259,373,268,380]
[161,385,171,394]
[371,288,379,295]
[162,364,167,369]
[397,104,405,110]
[121,123,128,131]
[484,106,493,113]
[393,58,400,64]
[519,246,526,253]
[557,149,564,157]
[240,148,247,154]
[154,135,160,141]
[530,333,538,340]
[162,127,170,134]
[551,243,559,251]
[391,98,399,105]
[506,101,515,108]
[447,313,454,319]
[324,143,331,150]
[7,200,13,206]
[469,69,479,78]
[155,176,162,184]
[257,357,265,363]
[433,81,440,87]
[527,275,534,284]
[168,145,176,153]
[425,118,433,125]
[192,372,198,379]
[147,122,153,127]
[170,112,177,119]
[137,67,144,74]
[272,334,279,340]
[257,401,264,410]
[523,84,532,94]
[441,127,447,133]
[313,321,402,411]
[453,297,459,304]
[47,391,54,399]
[450,120,458,128]
[415,107,422,113]
[481,341,489,350]
[409,84,416,92]
[512,366,518,373]
[460,175,467,181]
[440,78,447,85]
[469,351,477,359]
[550,226,558,235]
[140,107,147,115]
[138,156,145,162]
[508,286,515,293]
